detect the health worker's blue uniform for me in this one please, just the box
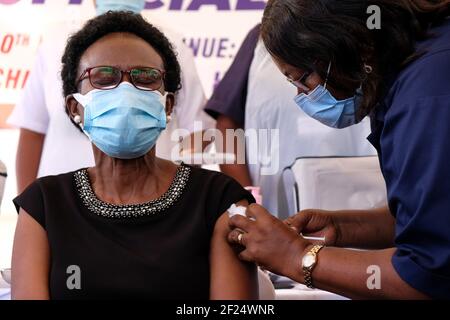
[368,19,450,299]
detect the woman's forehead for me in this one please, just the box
[79,32,164,71]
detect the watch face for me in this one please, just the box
[302,253,316,268]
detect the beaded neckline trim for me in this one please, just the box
[74,165,191,218]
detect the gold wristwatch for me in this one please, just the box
[302,244,324,289]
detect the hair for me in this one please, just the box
[261,0,450,118]
[61,11,182,128]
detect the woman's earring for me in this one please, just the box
[167,115,172,124]
[364,64,373,74]
[74,115,81,124]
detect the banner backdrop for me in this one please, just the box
[0,0,265,106]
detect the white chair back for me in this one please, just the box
[278,156,387,219]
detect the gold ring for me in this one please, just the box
[237,233,243,245]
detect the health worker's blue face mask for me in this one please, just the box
[95,0,146,15]
[293,62,363,129]
[73,82,167,159]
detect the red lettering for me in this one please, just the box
[6,69,20,89]
[1,34,14,54]
[21,70,30,88]
[0,69,30,89]
[22,34,30,46]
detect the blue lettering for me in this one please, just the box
[202,38,216,57]
[236,0,265,10]
[217,38,228,58]
[184,37,231,58]
[187,0,230,11]
[168,0,182,10]
[8,0,266,10]
[185,38,201,57]
[145,0,164,9]
[213,71,222,90]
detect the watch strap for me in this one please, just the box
[303,244,324,289]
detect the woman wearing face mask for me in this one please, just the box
[11,12,258,300]
[227,0,450,299]
[9,0,212,194]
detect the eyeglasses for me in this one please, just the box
[77,66,166,91]
[287,70,312,89]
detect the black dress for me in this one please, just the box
[13,164,255,300]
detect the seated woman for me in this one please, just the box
[11,11,258,300]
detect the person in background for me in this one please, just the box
[8,0,214,193]
[204,25,375,216]
[11,12,257,300]
[228,0,450,299]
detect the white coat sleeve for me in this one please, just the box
[7,46,50,134]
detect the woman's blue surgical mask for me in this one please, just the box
[96,0,146,15]
[294,62,363,129]
[73,82,167,159]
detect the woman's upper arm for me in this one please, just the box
[11,208,50,300]
[209,200,259,300]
